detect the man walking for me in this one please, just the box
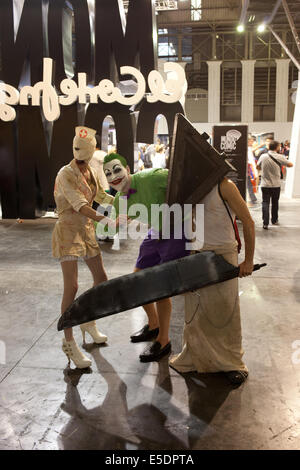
[257,140,293,229]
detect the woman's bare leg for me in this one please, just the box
[84,253,108,286]
[83,254,108,339]
[61,260,78,342]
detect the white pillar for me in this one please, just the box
[241,60,256,123]
[275,59,290,122]
[285,71,300,198]
[207,61,222,123]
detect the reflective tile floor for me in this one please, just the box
[0,193,300,450]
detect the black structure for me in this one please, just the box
[166,114,236,206]
[0,0,178,219]
[213,125,248,200]
[58,251,265,330]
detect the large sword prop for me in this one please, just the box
[58,251,266,331]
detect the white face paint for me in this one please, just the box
[103,159,130,192]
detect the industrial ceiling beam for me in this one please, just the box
[281,0,300,55]
[239,0,250,25]
[268,25,300,70]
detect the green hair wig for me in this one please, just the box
[103,153,128,168]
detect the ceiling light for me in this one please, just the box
[237,24,245,33]
[257,23,266,33]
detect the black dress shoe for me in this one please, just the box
[130,324,159,343]
[225,370,248,385]
[139,341,171,362]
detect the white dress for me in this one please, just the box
[170,185,248,373]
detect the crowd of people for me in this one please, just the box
[137,142,169,171]
[247,136,293,229]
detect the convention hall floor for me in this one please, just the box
[0,193,300,451]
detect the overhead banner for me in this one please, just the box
[213,125,248,200]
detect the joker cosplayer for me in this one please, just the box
[103,153,190,362]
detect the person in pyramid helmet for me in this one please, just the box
[103,149,256,386]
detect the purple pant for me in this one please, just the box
[135,229,190,269]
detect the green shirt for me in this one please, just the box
[113,169,168,232]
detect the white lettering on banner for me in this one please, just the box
[147,62,186,104]
[19,58,60,121]
[0,58,186,122]
[220,129,242,152]
[0,84,19,121]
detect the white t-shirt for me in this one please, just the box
[151,152,166,169]
[191,185,237,250]
[257,151,290,188]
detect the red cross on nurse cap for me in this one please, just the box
[75,126,97,140]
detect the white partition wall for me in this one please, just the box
[285,71,300,198]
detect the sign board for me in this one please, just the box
[213,125,248,200]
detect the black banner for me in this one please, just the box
[213,125,248,200]
[0,0,184,219]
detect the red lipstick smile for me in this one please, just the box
[111,177,124,185]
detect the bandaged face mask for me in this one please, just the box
[103,159,130,192]
[73,126,96,162]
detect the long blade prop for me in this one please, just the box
[58,251,266,331]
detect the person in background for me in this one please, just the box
[151,144,166,169]
[138,145,146,164]
[283,140,290,158]
[144,144,155,169]
[137,145,145,172]
[247,137,258,206]
[163,145,170,168]
[281,140,290,179]
[257,140,293,230]
[254,136,272,162]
